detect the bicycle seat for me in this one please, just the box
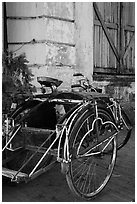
[37,77,63,88]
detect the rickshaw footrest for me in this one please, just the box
[2,167,28,180]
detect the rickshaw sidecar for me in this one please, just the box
[2,88,87,182]
[2,76,132,200]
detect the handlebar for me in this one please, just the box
[72,73,102,93]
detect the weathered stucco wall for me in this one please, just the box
[6,2,94,91]
[75,3,93,82]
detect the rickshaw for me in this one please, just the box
[2,73,132,200]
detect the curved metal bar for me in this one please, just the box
[77,117,119,156]
[78,131,118,158]
[57,102,86,161]
[57,102,91,162]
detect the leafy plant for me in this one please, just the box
[2,51,36,113]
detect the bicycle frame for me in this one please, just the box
[106,98,131,130]
[2,98,87,181]
[2,97,120,183]
[2,73,133,201]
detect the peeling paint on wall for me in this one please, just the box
[43,2,74,20]
[6,2,94,92]
[8,43,75,66]
[6,2,76,92]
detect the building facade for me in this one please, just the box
[3,2,135,102]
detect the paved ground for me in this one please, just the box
[2,127,135,202]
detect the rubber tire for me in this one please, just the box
[66,109,117,200]
[116,109,132,150]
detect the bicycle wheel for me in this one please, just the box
[66,109,117,200]
[116,109,132,150]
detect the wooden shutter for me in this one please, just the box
[93,2,135,75]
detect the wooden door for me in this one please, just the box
[93,2,135,75]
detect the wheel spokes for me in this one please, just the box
[67,111,117,199]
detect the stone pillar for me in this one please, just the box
[75,2,94,82]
